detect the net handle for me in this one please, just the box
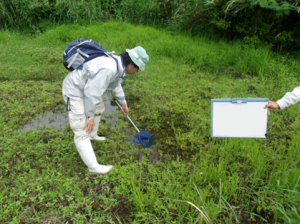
[115,101,140,133]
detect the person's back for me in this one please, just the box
[63,56,120,100]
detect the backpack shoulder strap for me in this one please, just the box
[107,52,119,70]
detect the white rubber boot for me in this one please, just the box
[90,115,106,141]
[75,139,113,174]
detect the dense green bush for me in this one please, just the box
[1,0,299,53]
[0,0,121,30]
[165,0,300,52]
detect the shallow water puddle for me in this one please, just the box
[18,92,164,163]
[18,92,118,132]
[19,111,68,132]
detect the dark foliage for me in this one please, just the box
[0,0,299,53]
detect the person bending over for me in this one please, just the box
[62,46,149,174]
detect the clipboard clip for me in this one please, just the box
[232,98,247,104]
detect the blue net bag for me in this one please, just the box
[133,129,154,148]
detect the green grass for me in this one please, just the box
[0,21,300,223]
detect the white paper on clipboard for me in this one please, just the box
[211,98,269,138]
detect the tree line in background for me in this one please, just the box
[1,0,299,54]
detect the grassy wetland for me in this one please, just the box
[1,21,300,223]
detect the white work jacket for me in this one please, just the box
[62,55,126,119]
[277,87,300,109]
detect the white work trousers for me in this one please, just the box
[64,96,105,144]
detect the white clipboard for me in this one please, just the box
[211,98,269,138]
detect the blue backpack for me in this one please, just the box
[63,39,117,71]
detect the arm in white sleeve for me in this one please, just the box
[277,86,300,109]
[112,84,126,105]
[84,69,113,119]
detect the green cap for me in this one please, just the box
[126,46,149,71]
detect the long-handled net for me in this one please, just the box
[115,101,154,147]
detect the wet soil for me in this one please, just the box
[18,92,118,132]
[18,92,165,163]
[19,110,68,132]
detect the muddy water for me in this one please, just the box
[19,111,68,132]
[18,92,118,132]
[18,92,164,163]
